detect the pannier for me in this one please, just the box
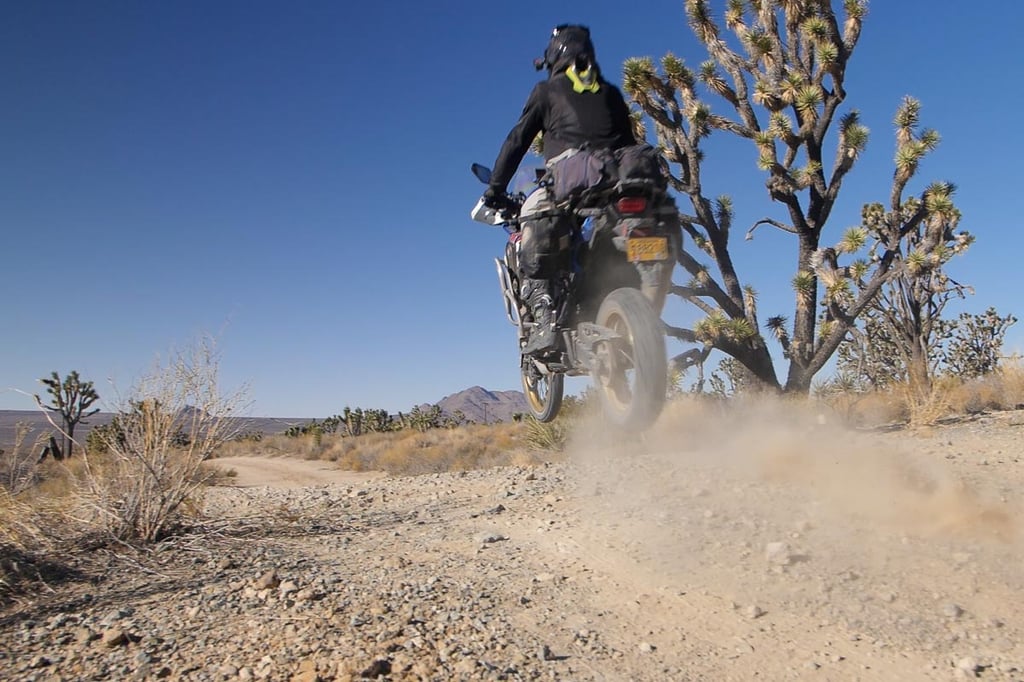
[549,144,665,204]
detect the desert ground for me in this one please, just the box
[1,403,1021,681]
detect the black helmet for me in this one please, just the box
[535,24,596,74]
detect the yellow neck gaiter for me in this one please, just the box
[566,65,600,93]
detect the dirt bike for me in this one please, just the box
[470,161,680,431]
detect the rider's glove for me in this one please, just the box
[483,186,510,210]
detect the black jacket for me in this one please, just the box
[488,71,636,193]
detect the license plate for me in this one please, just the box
[626,236,669,262]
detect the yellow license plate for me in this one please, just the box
[626,236,669,262]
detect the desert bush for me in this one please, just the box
[818,360,1024,428]
[79,338,246,542]
[0,422,45,495]
[523,417,572,452]
[318,423,535,475]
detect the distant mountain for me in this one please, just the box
[434,386,528,424]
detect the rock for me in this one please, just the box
[279,580,300,597]
[638,641,656,653]
[764,542,792,566]
[255,569,281,590]
[744,605,765,619]
[101,628,129,647]
[28,655,51,668]
[291,658,321,682]
[942,603,964,619]
[75,627,97,644]
[956,657,979,676]
[360,659,391,677]
[101,607,133,625]
[477,532,507,545]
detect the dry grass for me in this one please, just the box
[818,360,1024,428]
[332,423,545,475]
[0,422,47,496]
[237,423,550,476]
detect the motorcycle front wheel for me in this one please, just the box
[592,287,667,431]
[521,359,564,423]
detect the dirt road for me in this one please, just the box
[212,456,385,489]
[2,405,1022,680]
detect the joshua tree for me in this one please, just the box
[34,370,100,460]
[939,308,1017,380]
[838,306,1017,391]
[623,0,967,393]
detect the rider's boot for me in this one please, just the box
[521,278,557,356]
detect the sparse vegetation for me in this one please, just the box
[78,339,246,542]
[818,359,1024,427]
[0,422,45,495]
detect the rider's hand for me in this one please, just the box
[483,186,510,211]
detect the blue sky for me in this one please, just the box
[3,1,1021,417]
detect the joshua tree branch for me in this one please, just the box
[746,218,799,239]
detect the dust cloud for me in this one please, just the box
[559,397,1022,647]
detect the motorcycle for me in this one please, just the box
[470,161,680,431]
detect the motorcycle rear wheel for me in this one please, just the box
[592,287,667,431]
[521,360,564,423]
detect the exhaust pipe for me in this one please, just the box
[493,258,521,327]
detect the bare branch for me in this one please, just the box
[746,218,799,240]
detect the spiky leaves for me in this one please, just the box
[792,270,817,303]
[695,312,757,344]
[838,111,869,161]
[837,227,868,254]
[686,0,720,44]
[725,0,746,30]
[792,161,822,189]
[700,60,731,99]
[893,97,941,195]
[795,84,823,122]
[801,16,831,44]
[842,0,867,48]
[662,53,695,94]
[623,57,657,100]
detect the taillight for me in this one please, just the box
[616,196,647,214]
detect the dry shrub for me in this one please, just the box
[818,360,1024,429]
[1000,360,1024,405]
[0,422,46,496]
[79,339,247,542]
[948,360,1024,413]
[328,423,540,475]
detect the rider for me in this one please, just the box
[483,24,637,356]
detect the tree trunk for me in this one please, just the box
[785,232,821,394]
[737,343,782,391]
[907,340,931,402]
